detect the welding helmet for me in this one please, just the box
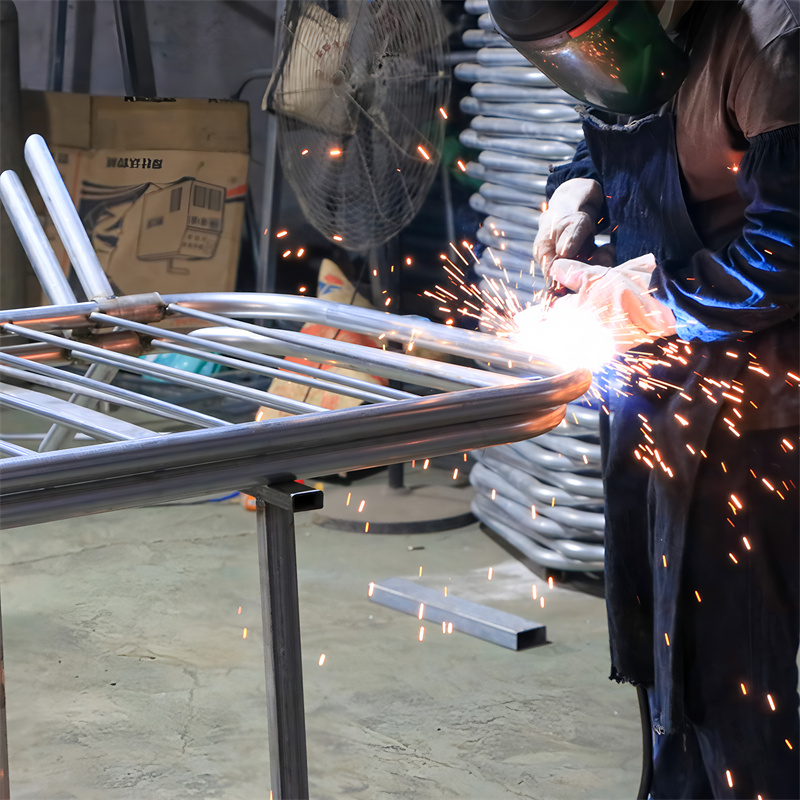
[488,0,689,115]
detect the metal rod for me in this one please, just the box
[1,323,322,416]
[0,356,227,429]
[24,134,115,301]
[0,373,584,495]
[0,170,76,306]
[0,411,564,529]
[39,362,121,452]
[0,384,154,441]
[89,312,412,405]
[255,481,319,800]
[165,294,563,376]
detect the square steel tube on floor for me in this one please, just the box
[369,577,547,650]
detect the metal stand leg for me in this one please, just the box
[0,587,10,800]
[254,481,322,800]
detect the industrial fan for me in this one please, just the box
[266,0,451,253]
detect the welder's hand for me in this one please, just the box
[549,254,677,353]
[534,178,604,278]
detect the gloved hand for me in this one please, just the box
[534,178,605,277]
[549,254,677,353]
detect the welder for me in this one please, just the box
[489,1,799,797]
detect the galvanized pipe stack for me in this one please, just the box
[458,0,606,572]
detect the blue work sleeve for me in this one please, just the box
[545,139,605,199]
[652,124,799,342]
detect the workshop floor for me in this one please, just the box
[1,468,641,800]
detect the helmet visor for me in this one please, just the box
[500,0,689,115]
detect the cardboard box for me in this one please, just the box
[22,92,249,298]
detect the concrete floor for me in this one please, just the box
[1,468,641,799]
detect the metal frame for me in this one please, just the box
[0,135,593,797]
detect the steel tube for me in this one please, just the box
[0,358,227,429]
[24,135,115,300]
[0,410,563,529]
[163,296,563,377]
[0,384,153,441]
[89,312,413,404]
[0,372,587,495]
[1,323,322,416]
[0,170,76,306]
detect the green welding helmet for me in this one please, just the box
[488,0,689,115]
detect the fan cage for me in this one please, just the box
[269,0,451,252]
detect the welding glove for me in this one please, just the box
[534,178,606,277]
[549,254,677,353]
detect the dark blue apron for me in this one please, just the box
[578,108,746,734]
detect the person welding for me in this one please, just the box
[489,1,799,797]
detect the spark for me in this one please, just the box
[365,522,369,533]
[782,438,794,450]
[695,590,702,602]
[423,459,430,470]
[368,582,375,597]
[730,494,742,509]
[762,478,775,491]
[282,250,291,258]
[742,536,751,550]
[491,489,497,500]
[665,632,670,646]
[674,414,689,426]
[447,622,453,634]
[726,770,734,788]
[457,160,466,171]
[662,555,667,568]
[358,499,366,513]
[238,606,242,614]
[487,567,493,580]
[438,107,448,119]
[532,585,538,600]
[787,740,793,750]
[452,468,459,480]
[276,230,288,238]
[297,248,305,257]
[740,683,747,695]
[419,566,423,577]
[548,576,554,590]
[318,653,326,666]
[767,694,776,710]
[242,628,248,639]
[540,597,545,608]
[417,145,431,160]
[298,286,307,294]
[418,603,425,620]
[332,234,343,242]
[418,626,425,642]
[729,553,739,564]
[346,492,352,506]
[329,148,342,157]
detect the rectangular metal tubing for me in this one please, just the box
[369,577,547,651]
[255,482,312,800]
